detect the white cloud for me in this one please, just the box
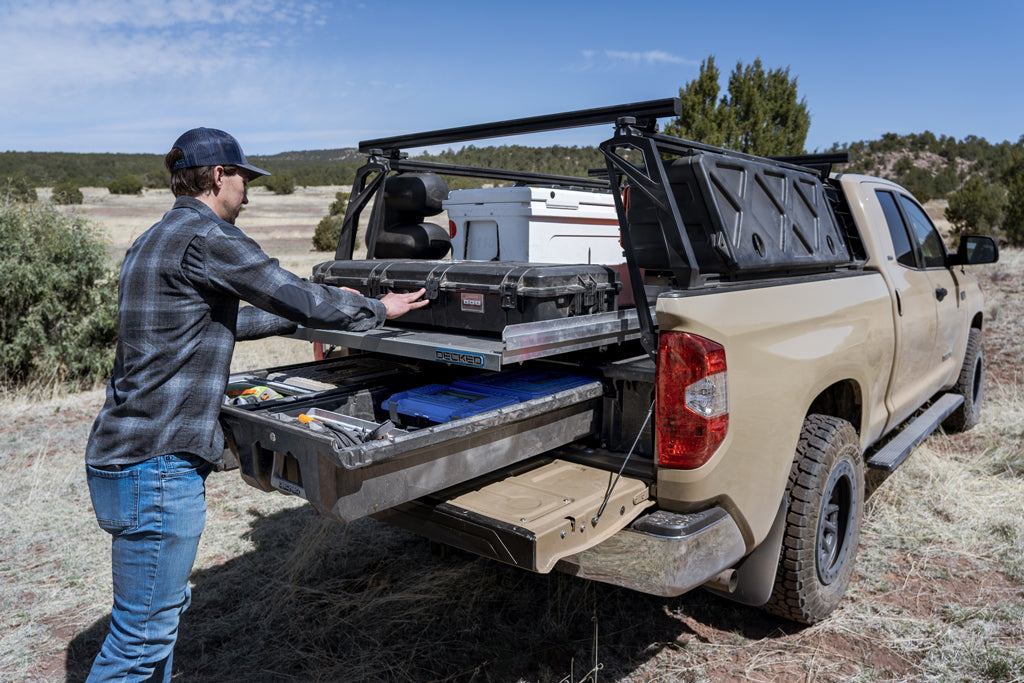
[0,0,347,151]
[604,50,693,66]
[571,48,696,73]
[0,0,326,99]
[1,0,300,31]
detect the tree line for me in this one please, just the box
[6,134,1024,245]
[4,130,1020,207]
[0,150,365,191]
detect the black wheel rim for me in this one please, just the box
[817,460,855,585]
[972,354,984,406]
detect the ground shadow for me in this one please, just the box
[67,505,801,682]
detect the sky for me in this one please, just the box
[1,0,1021,157]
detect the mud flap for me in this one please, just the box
[707,496,787,606]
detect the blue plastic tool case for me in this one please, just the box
[452,369,594,401]
[383,383,520,425]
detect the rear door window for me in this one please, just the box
[876,190,916,267]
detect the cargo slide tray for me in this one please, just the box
[287,305,655,372]
[221,355,604,522]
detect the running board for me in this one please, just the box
[866,393,963,472]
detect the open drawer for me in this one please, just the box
[220,354,604,522]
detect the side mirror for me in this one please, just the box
[949,235,999,266]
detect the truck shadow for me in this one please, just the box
[66,506,801,682]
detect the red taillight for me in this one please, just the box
[656,331,728,469]
[449,220,457,239]
[313,342,325,361]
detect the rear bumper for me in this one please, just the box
[555,507,746,597]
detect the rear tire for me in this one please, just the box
[763,414,864,625]
[943,328,984,433]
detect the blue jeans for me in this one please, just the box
[86,454,212,682]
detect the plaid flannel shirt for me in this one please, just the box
[85,196,386,468]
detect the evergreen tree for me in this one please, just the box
[265,171,296,195]
[3,173,37,204]
[313,190,349,251]
[51,181,84,205]
[725,58,810,155]
[0,204,118,387]
[663,56,810,156]
[1000,154,1024,246]
[661,57,732,147]
[107,175,143,195]
[945,176,1005,236]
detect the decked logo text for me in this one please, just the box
[434,348,486,367]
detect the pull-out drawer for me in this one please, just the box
[221,355,603,522]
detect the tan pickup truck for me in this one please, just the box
[220,99,998,624]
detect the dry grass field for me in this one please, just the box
[1,190,1021,682]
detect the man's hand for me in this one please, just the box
[381,288,429,319]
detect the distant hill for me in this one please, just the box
[831,131,1022,202]
[256,149,365,163]
[0,148,366,189]
[2,132,1021,199]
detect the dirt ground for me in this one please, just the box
[2,190,1021,682]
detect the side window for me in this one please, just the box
[876,190,916,267]
[898,196,947,268]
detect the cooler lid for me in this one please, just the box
[443,187,615,209]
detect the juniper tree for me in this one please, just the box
[663,56,811,156]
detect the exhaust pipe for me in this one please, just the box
[703,568,738,593]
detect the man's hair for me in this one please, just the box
[165,148,242,198]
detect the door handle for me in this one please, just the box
[935,287,948,301]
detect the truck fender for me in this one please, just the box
[706,495,787,606]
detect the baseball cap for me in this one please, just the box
[170,127,270,178]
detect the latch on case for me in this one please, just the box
[424,272,441,299]
[367,265,385,298]
[500,281,517,309]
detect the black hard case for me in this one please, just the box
[312,260,621,335]
[627,150,852,278]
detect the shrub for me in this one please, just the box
[313,214,343,252]
[3,174,37,204]
[313,190,349,252]
[143,167,171,189]
[328,191,348,216]
[1001,155,1024,247]
[0,204,118,388]
[264,172,296,195]
[898,166,938,203]
[51,181,84,205]
[107,175,143,195]
[946,176,1005,237]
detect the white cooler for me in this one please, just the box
[443,187,624,265]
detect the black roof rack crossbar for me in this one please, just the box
[770,152,851,179]
[392,158,610,190]
[359,98,681,154]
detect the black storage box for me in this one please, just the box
[311,260,621,335]
[627,150,852,278]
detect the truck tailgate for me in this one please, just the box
[221,355,603,522]
[377,456,654,573]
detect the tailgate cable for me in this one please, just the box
[592,399,654,528]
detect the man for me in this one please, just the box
[83,127,427,681]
